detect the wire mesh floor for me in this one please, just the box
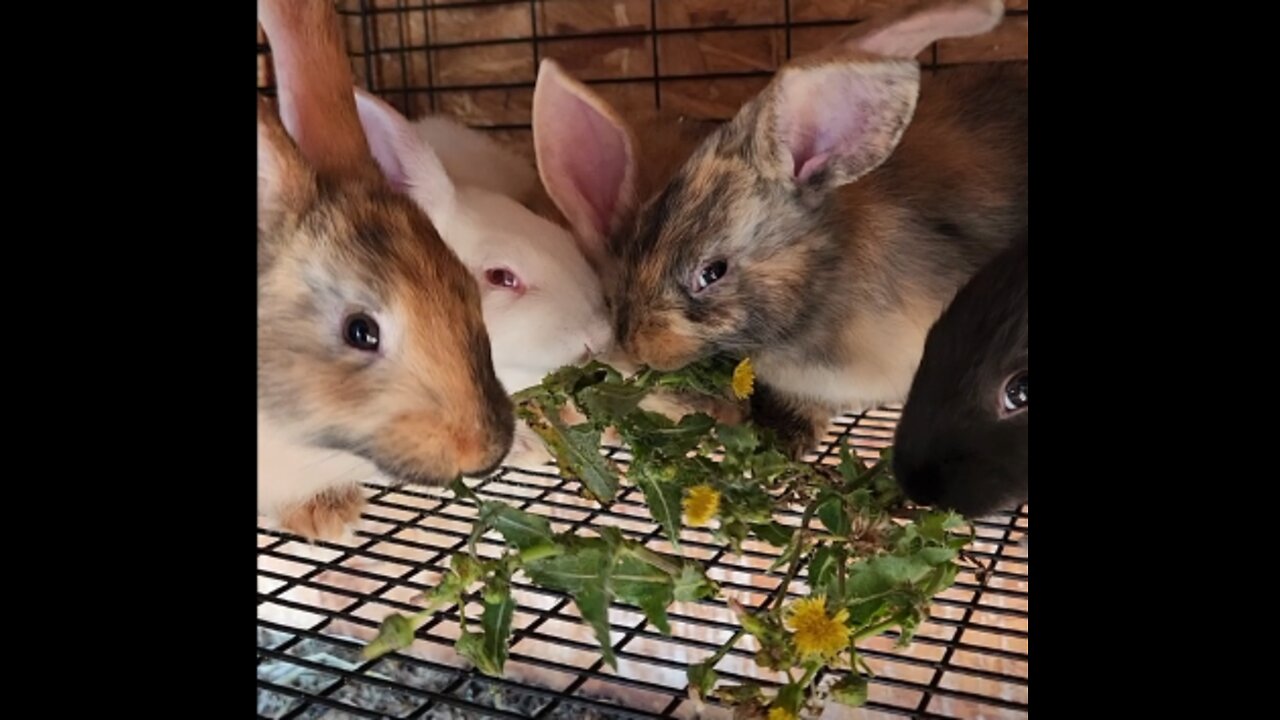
[257,409,1029,719]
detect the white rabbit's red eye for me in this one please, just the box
[693,259,728,293]
[343,313,380,352]
[1001,371,1027,415]
[485,268,522,291]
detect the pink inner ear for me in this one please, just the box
[786,94,868,182]
[574,110,627,236]
[539,79,628,238]
[354,93,410,193]
[796,152,831,183]
[778,63,917,185]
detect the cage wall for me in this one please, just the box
[256,0,1028,161]
[256,2,1029,719]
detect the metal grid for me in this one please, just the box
[257,409,1028,719]
[257,2,1029,716]
[256,1,1030,140]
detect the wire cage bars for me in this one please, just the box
[257,2,1029,718]
[258,411,1028,719]
[255,0,1029,158]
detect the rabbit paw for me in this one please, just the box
[278,484,367,542]
[504,422,555,469]
[749,383,827,460]
[778,421,824,461]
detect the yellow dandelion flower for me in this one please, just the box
[784,596,851,659]
[767,708,796,720]
[683,484,721,527]
[731,358,755,399]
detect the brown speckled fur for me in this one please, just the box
[277,483,368,541]
[258,0,513,541]
[258,122,514,484]
[521,72,735,438]
[605,8,1026,456]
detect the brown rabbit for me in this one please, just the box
[531,0,1025,457]
[527,58,743,431]
[257,0,513,541]
[529,61,720,297]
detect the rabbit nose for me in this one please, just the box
[456,376,515,477]
[896,460,943,507]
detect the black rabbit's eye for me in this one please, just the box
[344,313,380,352]
[1002,371,1027,414]
[694,260,728,292]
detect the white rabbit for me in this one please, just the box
[354,89,614,400]
[349,91,625,468]
[410,115,540,203]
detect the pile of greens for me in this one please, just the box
[364,357,972,719]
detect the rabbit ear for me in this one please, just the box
[839,0,1005,60]
[762,58,920,189]
[532,58,637,272]
[413,116,540,203]
[353,88,458,225]
[258,0,376,179]
[755,0,1004,189]
[258,100,315,233]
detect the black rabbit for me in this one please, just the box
[893,233,1027,518]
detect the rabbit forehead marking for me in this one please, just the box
[618,165,836,350]
[617,143,764,301]
[262,178,492,408]
[278,186,470,326]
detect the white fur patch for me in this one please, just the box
[414,116,538,201]
[257,411,382,520]
[425,185,613,396]
[756,309,933,411]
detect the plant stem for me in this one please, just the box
[703,627,747,670]
[410,608,434,631]
[806,532,849,542]
[798,663,820,689]
[764,504,817,612]
[837,556,846,600]
[856,456,888,483]
[851,615,902,643]
[518,542,563,563]
[695,505,817,683]
[631,544,683,575]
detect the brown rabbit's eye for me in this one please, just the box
[695,260,728,292]
[343,313,380,352]
[1001,371,1027,414]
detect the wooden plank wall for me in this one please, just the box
[255,4,1029,717]
[258,0,1028,160]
